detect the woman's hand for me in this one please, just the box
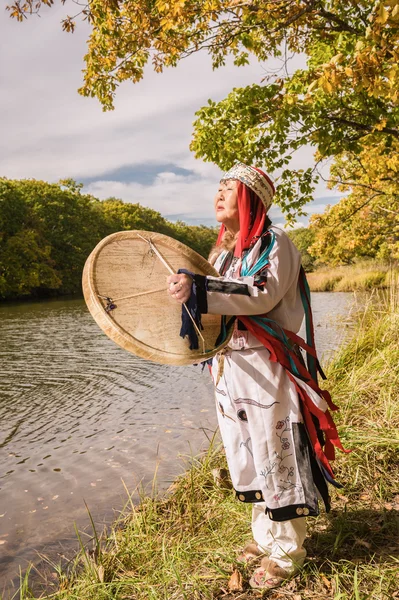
[167,273,192,304]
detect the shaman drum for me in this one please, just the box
[82,230,232,366]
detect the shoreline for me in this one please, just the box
[1,264,398,304]
[9,287,399,599]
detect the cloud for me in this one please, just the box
[0,5,343,225]
[85,169,219,219]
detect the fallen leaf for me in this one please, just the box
[228,570,243,592]
[337,494,349,503]
[359,493,370,501]
[0,541,6,545]
[52,495,59,500]
[321,575,331,588]
[90,483,96,487]
[384,502,393,511]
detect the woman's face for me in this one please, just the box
[214,180,240,233]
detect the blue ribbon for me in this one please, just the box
[177,269,203,350]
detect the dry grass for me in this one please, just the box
[9,287,399,600]
[307,262,398,292]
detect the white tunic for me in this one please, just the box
[208,227,304,332]
[206,227,328,521]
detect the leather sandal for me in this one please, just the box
[249,557,291,590]
[236,541,263,564]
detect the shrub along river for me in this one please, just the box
[0,292,354,596]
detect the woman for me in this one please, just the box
[167,163,344,590]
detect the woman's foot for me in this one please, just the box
[249,557,292,590]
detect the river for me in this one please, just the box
[0,292,354,596]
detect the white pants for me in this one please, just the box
[252,502,307,574]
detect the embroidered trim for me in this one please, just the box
[207,279,251,296]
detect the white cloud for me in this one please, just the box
[86,170,220,220]
[0,5,341,224]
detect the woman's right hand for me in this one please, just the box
[167,273,192,304]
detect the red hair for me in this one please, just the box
[215,181,267,258]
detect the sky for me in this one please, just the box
[0,3,342,228]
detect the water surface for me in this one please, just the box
[0,292,354,595]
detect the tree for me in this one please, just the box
[287,227,316,271]
[6,1,399,222]
[0,178,218,299]
[99,198,218,256]
[308,140,399,265]
[0,179,61,298]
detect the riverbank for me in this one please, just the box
[306,261,398,292]
[15,288,399,600]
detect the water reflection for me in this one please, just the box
[0,293,354,595]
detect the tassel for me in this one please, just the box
[215,349,227,386]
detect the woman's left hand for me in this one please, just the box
[167,273,192,304]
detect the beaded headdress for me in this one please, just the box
[220,162,275,211]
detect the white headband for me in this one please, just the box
[221,162,275,210]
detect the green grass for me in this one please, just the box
[8,287,399,600]
[307,262,398,292]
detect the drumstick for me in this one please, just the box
[136,233,206,353]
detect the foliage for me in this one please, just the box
[0,178,217,300]
[6,1,399,223]
[309,140,399,265]
[287,227,316,271]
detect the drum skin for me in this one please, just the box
[82,230,232,366]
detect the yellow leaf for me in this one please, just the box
[375,3,388,24]
[330,53,343,65]
[345,66,353,77]
[374,118,387,131]
[320,76,333,93]
[307,79,319,93]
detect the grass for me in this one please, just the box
[306,261,398,292]
[8,286,399,600]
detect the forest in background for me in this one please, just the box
[4,1,399,301]
[0,178,218,300]
[1,176,397,301]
